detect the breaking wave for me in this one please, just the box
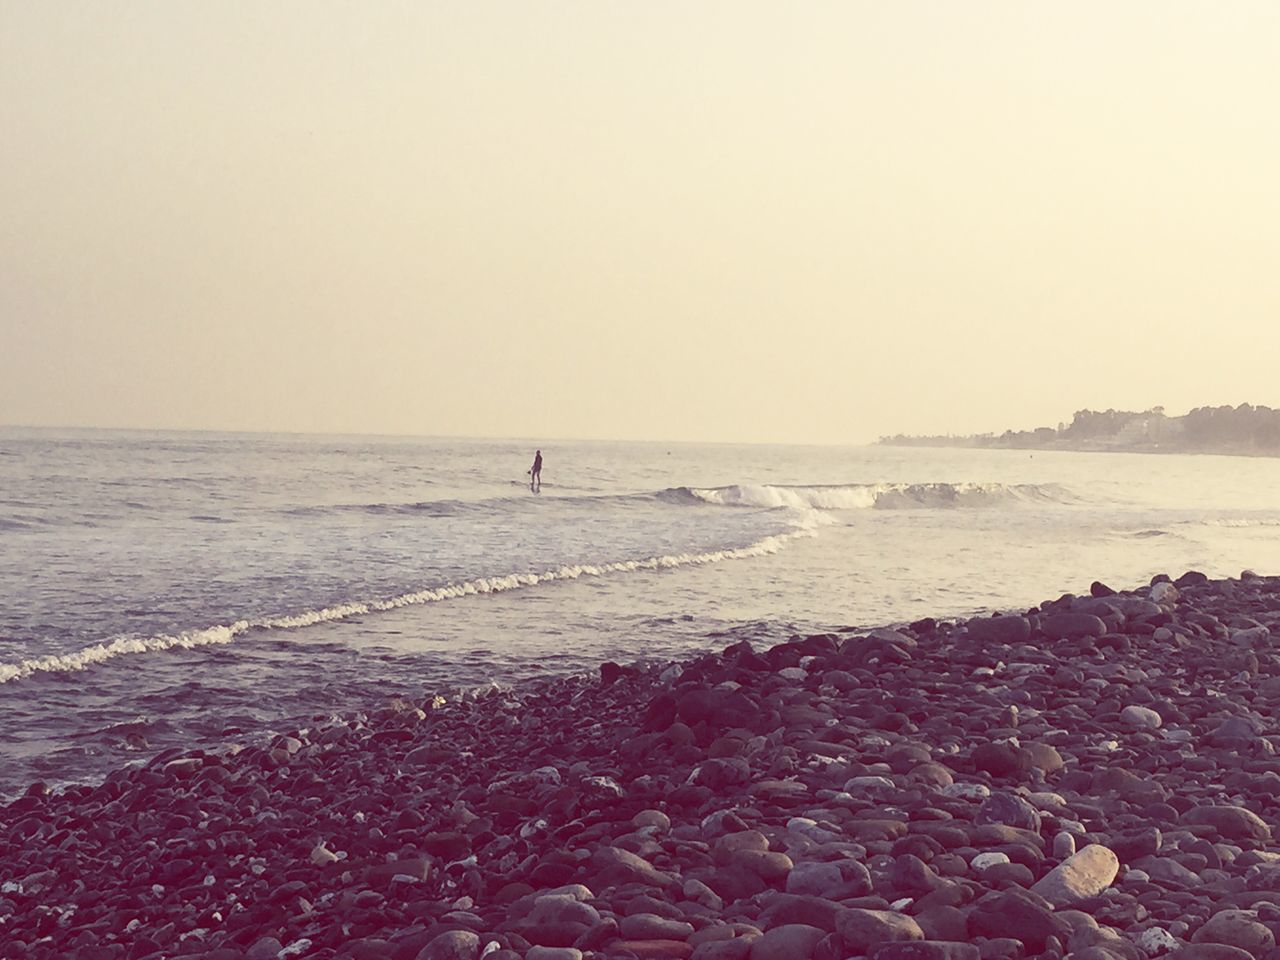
[1199,518,1280,528]
[0,528,811,684]
[670,481,1074,511]
[278,481,1074,520]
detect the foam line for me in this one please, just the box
[0,529,811,684]
[1199,518,1280,528]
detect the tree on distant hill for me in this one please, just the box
[1183,403,1280,449]
[1063,408,1136,439]
[878,402,1280,454]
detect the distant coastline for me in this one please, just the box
[879,404,1280,457]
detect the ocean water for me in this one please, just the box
[4,426,1280,796]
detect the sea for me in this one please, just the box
[4,426,1280,797]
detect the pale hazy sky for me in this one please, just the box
[3,2,1278,444]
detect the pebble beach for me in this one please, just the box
[5,571,1280,960]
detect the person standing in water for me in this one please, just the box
[528,449,543,492]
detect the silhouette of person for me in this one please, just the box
[529,449,542,492]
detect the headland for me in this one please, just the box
[880,405,1280,457]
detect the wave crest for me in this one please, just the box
[1200,517,1280,528]
[675,482,1072,511]
[279,480,1073,519]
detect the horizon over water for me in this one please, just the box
[4,425,1280,796]
[1,422,883,448]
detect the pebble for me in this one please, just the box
[417,930,481,960]
[1031,844,1120,907]
[1135,928,1181,955]
[873,943,981,960]
[2,573,1280,960]
[970,852,1011,872]
[1053,831,1077,859]
[1120,705,1164,729]
[837,909,925,952]
[1191,909,1275,952]
[748,923,826,960]
[621,913,695,940]
[526,950,583,960]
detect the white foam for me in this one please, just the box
[686,481,1072,511]
[0,530,812,684]
[0,622,247,684]
[690,484,880,510]
[1201,517,1280,528]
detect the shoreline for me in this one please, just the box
[4,573,1280,959]
[878,441,1280,461]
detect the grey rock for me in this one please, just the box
[619,913,695,941]
[749,924,826,960]
[1030,844,1119,907]
[873,943,981,960]
[415,930,480,960]
[966,616,1032,644]
[245,939,285,960]
[976,792,1042,832]
[838,909,924,952]
[1041,612,1107,640]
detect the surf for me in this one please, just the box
[0,526,813,684]
[670,481,1075,511]
[279,480,1077,519]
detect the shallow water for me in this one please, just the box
[3,427,1280,795]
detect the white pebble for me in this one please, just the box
[844,776,895,791]
[1135,927,1179,955]
[943,782,991,801]
[1053,832,1077,859]
[971,852,1011,871]
[1120,705,1163,729]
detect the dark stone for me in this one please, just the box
[972,742,1030,778]
[677,688,757,728]
[966,616,1032,644]
[873,943,981,960]
[1041,612,1107,640]
[976,793,1042,832]
[891,854,942,895]
[968,891,1069,951]
[641,694,678,732]
[758,893,847,932]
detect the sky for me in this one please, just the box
[2,2,1279,445]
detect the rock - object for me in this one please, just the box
[1,573,1279,959]
[1030,844,1120,906]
